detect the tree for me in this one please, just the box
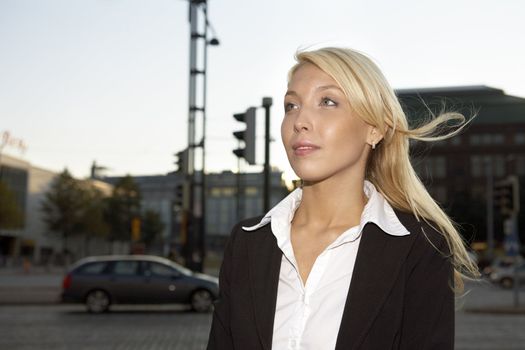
[41,170,86,262]
[79,185,110,255]
[0,180,24,229]
[105,175,141,243]
[141,210,165,251]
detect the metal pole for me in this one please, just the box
[187,1,199,270]
[262,97,272,213]
[236,147,241,222]
[486,158,494,260]
[199,2,209,271]
[511,214,520,308]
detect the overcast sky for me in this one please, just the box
[1,0,524,182]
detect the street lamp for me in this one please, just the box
[185,0,219,272]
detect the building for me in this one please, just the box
[0,154,116,266]
[397,86,525,248]
[205,170,289,249]
[104,169,290,255]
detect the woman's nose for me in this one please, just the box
[293,110,312,133]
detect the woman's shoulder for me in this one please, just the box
[230,215,265,232]
[392,208,450,258]
[226,215,267,241]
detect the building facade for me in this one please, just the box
[104,170,290,255]
[0,154,117,266]
[397,86,525,249]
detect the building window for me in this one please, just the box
[493,155,505,177]
[245,187,258,196]
[469,133,505,145]
[470,156,482,177]
[450,136,461,146]
[472,155,506,177]
[492,134,504,144]
[515,133,525,145]
[421,157,446,178]
[469,135,481,145]
[516,156,525,175]
[222,187,235,196]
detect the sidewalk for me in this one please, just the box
[460,279,525,314]
[0,264,218,305]
[0,266,63,305]
[1,267,524,312]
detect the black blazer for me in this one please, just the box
[207,209,454,350]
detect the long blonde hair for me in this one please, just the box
[289,47,480,292]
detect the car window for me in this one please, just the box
[76,262,108,275]
[112,261,140,276]
[150,262,178,277]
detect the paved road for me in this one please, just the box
[0,304,212,350]
[1,271,525,349]
[0,303,524,349]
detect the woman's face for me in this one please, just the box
[281,63,375,183]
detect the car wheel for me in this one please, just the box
[190,289,213,313]
[85,289,111,313]
[501,277,514,289]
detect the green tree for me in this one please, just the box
[0,180,24,229]
[79,185,110,255]
[141,209,165,250]
[105,175,141,243]
[41,170,86,261]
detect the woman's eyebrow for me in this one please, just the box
[317,84,343,92]
[285,85,342,97]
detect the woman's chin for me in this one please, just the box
[291,170,327,184]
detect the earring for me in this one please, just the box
[372,141,376,150]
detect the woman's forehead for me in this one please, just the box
[288,63,340,89]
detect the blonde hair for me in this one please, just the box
[289,47,480,292]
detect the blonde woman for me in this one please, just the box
[207,47,479,350]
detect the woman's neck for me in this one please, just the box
[293,175,367,230]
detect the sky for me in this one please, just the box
[1,0,524,182]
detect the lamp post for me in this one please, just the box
[262,97,272,213]
[185,0,219,272]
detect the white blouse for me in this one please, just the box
[243,181,411,350]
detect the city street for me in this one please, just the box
[0,304,212,350]
[1,273,524,349]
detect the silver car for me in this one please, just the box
[487,261,525,289]
[61,255,219,313]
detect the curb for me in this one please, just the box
[464,307,525,315]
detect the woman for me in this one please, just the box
[207,47,479,350]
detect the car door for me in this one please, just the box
[108,260,144,304]
[142,261,185,303]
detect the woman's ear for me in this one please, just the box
[367,127,384,149]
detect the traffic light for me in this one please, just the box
[131,217,141,242]
[174,149,188,173]
[175,183,184,209]
[494,176,519,216]
[232,107,256,165]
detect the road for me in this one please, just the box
[0,304,212,350]
[1,273,525,349]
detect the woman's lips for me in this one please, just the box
[292,141,320,156]
[294,146,319,156]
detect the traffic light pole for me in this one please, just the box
[485,159,494,260]
[262,97,272,213]
[496,175,521,308]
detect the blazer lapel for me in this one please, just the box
[335,219,418,350]
[246,224,282,350]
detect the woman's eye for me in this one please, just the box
[321,97,337,107]
[284,102,297,112]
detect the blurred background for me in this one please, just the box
[1,0,524,349]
